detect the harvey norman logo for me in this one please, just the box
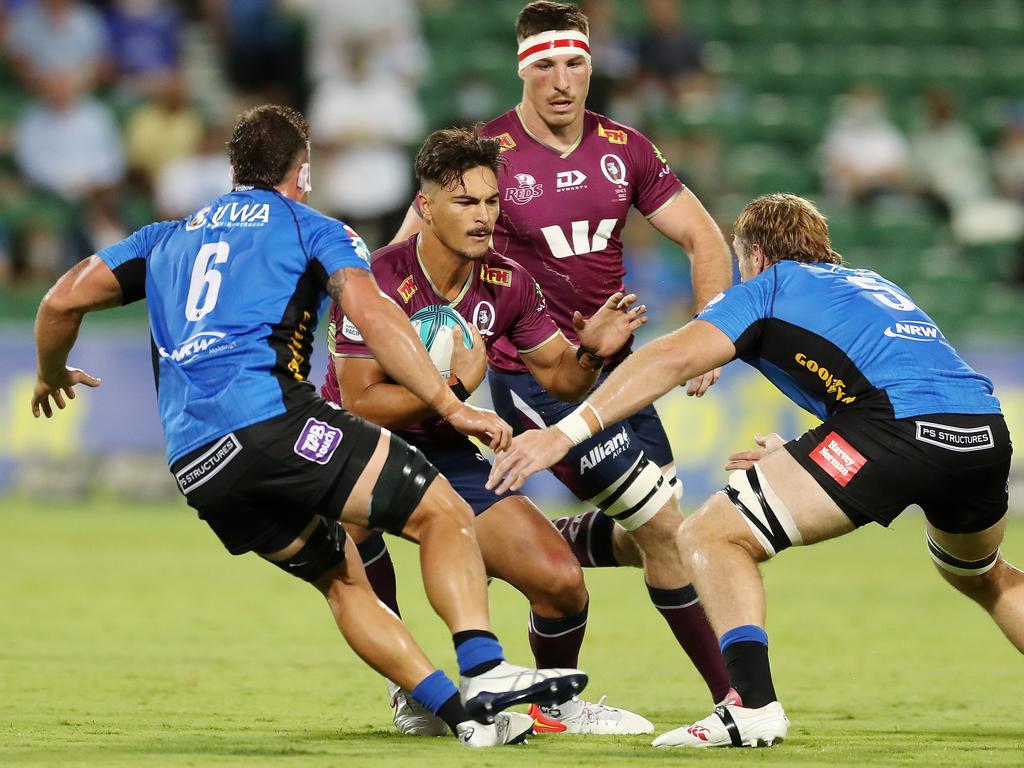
[159,331,232,364]
[580,426,629,472]
[883,321,941,341]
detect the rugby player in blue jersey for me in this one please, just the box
[489,193,1023,748]
[30,104,590,748]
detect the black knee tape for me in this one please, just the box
[259,516,347,583]
[368,434,439,534]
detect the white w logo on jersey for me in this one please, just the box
[540,219,618,259]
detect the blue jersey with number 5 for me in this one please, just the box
[697,260,1000,420]
[97,188,371,464]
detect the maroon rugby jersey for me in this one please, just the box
[481,108,683,373]
[321,235,559,438]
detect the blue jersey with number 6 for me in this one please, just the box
[97,188,371,464]
[697,260,1000,420]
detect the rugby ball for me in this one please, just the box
[409,304,474,378]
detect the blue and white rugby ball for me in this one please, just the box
[409,304,474,378]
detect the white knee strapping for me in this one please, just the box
[721,465,803,558]
[589,454,674,531]
[662,463,683,502]
[926,531,1000,576]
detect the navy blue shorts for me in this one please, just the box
[489,368,677,501]
[403,432,521,516]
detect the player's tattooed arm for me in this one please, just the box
[333,267,512,450]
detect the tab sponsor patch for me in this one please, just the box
[915,421,994,452]
[294,418,343,464]
[809,432,866,487]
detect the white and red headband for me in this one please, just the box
[517,29,591,72]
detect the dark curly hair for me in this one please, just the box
[414,126,503,191]
[516,1,588,41]
[227,105,309,189]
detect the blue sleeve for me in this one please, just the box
[696,276,772,355]
[96,221,175,304]
[306,215,372,279]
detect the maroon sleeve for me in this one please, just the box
[630,130,685,217]
[506,268,560,353]
[328,300,372,358]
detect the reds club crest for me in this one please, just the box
[473,301,497,336]
[505,172,544,205]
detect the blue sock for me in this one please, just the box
[719,624,768,652]
[453,631,505,676]
[410,670,459,714]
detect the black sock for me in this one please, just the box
[436,692,471,734]
[722,640,777,709]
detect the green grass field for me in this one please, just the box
[1,499,1021,767]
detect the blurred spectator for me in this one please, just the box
[992,106,1024,205]
[290,0,427,87]
[201,0,304,103]
[307,39,423,246]
[820,84,910,206]
[124,73,204,186]
[12,70,124,200]
[909,88,1024,248]
[580,0,638,115]
[636,0,705,103]
[154,121,231,220]
[909,89,990,221]
[105,0,184,103]
[4,0,112,90]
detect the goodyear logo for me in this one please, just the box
[794,353,857,405]
[598,124,627,144]
[480,265,512,287]
[495,132,517,152]
[398,275,418,303]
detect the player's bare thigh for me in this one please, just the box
[475,495,586,611]
[682,447,856,559]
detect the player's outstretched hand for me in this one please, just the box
[31,367,101,419]
[451,325,488,393]
[573,292,648,358]
[446,403,512,452]
[685,367,721,397]
[487,427,573,494]
[723,432,787,471]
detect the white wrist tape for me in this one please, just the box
[555,402,604,446]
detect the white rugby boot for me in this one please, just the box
[385,679,448,737]
[528,695,654,735]
[652,701,788,748]
[456,711,534,747]
[460,662,588,723]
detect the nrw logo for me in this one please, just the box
[580,426,629,472]
[505,172,544,205]
[556,170,587,190]
[883,321,941,342]
[540,218,618,259]
[159,331,229,364]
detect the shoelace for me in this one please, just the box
[584,695,622,722]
